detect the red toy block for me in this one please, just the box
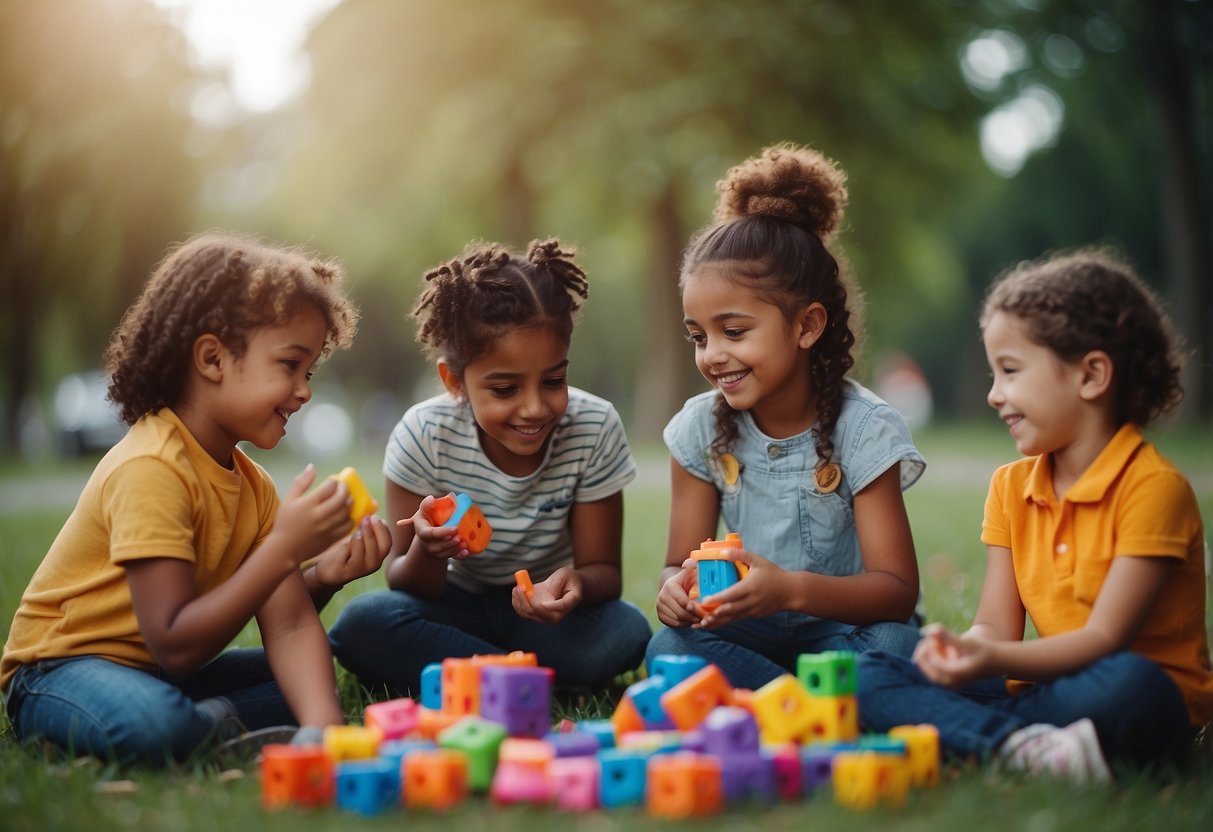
[261,745,334,809]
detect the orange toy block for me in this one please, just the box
[611,692,646,741]
[442,656,481,715]
[416,706,465,740]
[804,693,860,744]
[660,664,734,731]
[261,745,334,809]
[403,749,469,810]
[323,725,382,762]
[471,651,538,668]
[329,467,378,532]
[425,493,493,554]
[889,724,941,787]
[647,752,724,819]
[514,569,534,598]
[497,737,555,768]
[750,674,816,744]
[832,751,911,810]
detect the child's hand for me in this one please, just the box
[913,623,988,688]
[271,464,355,564]
[512,566,583,624]
[695,547,790,628]
[396,493,468,560]
[655,561,703,628]
[309,514,393,591]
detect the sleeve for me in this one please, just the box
[383,404,440,496]
[981,465,1013,550]
[662,395,714,483]
[575,403,637,502]
[847,402,927,493]
[1114,469,1202,560]
[102,457,198,565]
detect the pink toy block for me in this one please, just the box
[547,756,600,811]
[364,697,419,741]
[491,759,552,805]
[764,744,803,801]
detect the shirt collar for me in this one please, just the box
[1022,423,1144,506]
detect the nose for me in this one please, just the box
[986,377,1001,409]
[296,377,313,405]
[703,336,728,367]
[519,386,547,419]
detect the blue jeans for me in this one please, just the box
[856,650,1196,770]
[329,585,652,697]
[645,613,920,690]
[5,648,295,765]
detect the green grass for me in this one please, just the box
[1,425,1212,830]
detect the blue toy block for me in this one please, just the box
[335,758,401,815]
[597,748,651,808]
[379,738,436,779]
[648,654,709,687]
[576,719,616,750]
[698,559,740,598]
[858,735,908,755]
[420,662,442,710]
[626,675,674,729]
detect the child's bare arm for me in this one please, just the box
[382,480,461,598]
[656,460,719,628]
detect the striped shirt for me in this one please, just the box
[383,387,636,589]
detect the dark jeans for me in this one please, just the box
[5,648,294,765]
[856,649,1196,771]
[329,584,652,697]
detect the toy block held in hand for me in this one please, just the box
[689,533,749,608]
[424,492,493,554]
[514,569,534,598]
[329,467,378,532]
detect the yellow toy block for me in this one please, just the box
[889,724,941,787]
[323,724,382,762]
[832,751,911,810]
[750,674,815,744]
[329,467,378,532]
[804,693,860,744]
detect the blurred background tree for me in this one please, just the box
[1,0,1208,457]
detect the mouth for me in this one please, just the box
[276,408,292,425]
[1002,413,1023,433]
[510,423,548,439]
[713,369,750,387]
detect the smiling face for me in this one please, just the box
[681,263,823,436]
[983,310,1087,458]
[441,326,570,477]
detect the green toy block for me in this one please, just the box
[796,651,857,696]
[438,716,507,792]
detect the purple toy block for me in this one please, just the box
[764,745,803,800]
[702,706,760,756]
[801,744,853,792]
[718,752,776,803]
[679,729,706,754]
[480,665,551,738]
[546,732,603,757]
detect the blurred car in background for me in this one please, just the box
[52,371,127,456]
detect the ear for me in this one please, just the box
[795,302,828,350]
[436,359,463,399]
[1078,350,1113,401]
[193,334,225,382]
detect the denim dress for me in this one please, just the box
[663,380,926,582]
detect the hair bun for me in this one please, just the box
[713,143,848,240]
[527,238,574,267]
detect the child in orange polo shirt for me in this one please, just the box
[857,248,1211,783]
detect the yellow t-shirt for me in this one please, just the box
[1,409,279,693]
[982,424,1213,726]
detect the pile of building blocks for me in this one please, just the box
[260,650,940,816]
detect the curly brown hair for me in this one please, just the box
[681,143,864,476]
[412,238,589,377]
[103,230,359,425]
[980,247,1185,427]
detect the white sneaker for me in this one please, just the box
[999,718,1112,785]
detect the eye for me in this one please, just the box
[305,371,315,381]
[684,332,706,345]
[489,385,518,398]
[543,376,568,389]
[724,327,746,339]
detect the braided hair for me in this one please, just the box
[680,143,863,479]
[412,238,589,376]
[103,230,358,425]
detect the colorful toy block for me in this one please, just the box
[364,697,419,741]
[646,752,723,818]
[797,650,858,696]
[751,674,816,744]
[439,716,507,792]
[764,744,803,801]
[403,749,469,810]
[804,694,860,743]
[514,568,534,597]
[547,756,600,811]
[831,750,911,810]
[702,705,760,756]
[261,745,334,809]
[323,725,382,762]
[442,656,481,716]
[718,752,777,803]
[491,738,554,805]
[545,731,602,757]
[416,706,464,740]
[598,748,651,808]
[471,650,538,669]
[335,758,401,816]
[575,718,617,749]
[800,744,847,794]
[424,492,492,554]
[329,467,378,532]
[610,692,645,740]
[625,674,675,729]
[378,738,435,775]
[660,664,734,730]
[617,730,683,752]
[420,662,443,709]
[648,654,708,687]
[479,664,551,738]
[889,724,941,787]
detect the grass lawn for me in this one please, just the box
[1,422,1211,830]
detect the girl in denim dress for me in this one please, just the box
[647,144,926,690]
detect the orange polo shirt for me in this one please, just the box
[982,424,1212,726]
